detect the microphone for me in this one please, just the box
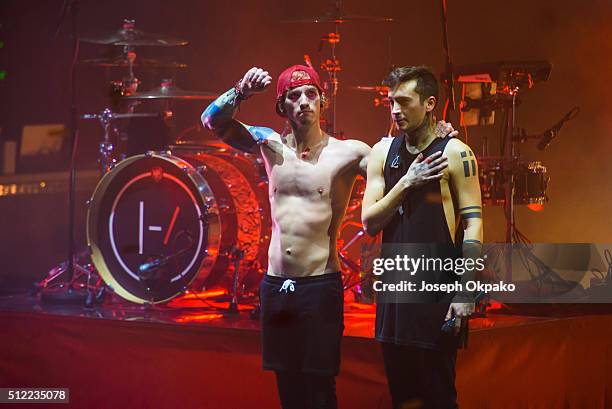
[537,106,579,151]
[138,258,166,275]
[137,242,195,278]
[536,128,559,151]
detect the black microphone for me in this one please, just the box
[536,128,559,151]
[537,106,579,151]
[138,258,166,276]
[138,257,170,280]
[137,244,194,277]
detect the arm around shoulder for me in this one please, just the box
[344,139,371,178]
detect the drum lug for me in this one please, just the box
[196,165,207,174]
[145,150,154,157]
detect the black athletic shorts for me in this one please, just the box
[260,272,344,376]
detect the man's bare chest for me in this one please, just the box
[263,147,356,197]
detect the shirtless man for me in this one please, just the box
[201,65,370,409]
[362,66,483,408]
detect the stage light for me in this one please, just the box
[527,203,545,212]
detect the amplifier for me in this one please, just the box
[0,170,99,293]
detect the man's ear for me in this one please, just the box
[425,96,437,113]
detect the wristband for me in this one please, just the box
[234,79,252,102]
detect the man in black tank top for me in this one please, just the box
[362,66,483,409]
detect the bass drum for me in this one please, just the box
[87,143,271,304]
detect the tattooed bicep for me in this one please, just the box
[458,149,478,178]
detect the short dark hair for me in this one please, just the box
[383,66,439,106]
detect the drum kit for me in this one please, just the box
[39,3,577,308]
[41,19,272,307]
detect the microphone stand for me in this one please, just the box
[41,0,88,305]
[227,246,245,314]
[439,0,456,122]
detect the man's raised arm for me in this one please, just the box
[201,67,274,152]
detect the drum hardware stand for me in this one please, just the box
[501,86,520,248]
[82,109,161,174]
[317,26,341,136]
[227,246,245,314]
[338,224,365,287]
[36,250,97,298]
[496,87,578,286]
[337,190,376,299]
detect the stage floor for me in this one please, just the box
[1,291,612,408]
[0,289,567,337]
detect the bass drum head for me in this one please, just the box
[87,153,219,304]
[171,143,271,293]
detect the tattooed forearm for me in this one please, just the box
[201,88,241,131]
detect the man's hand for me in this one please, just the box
[401,151,448,189]
[434,120,459,139]
[445,302,475,335]
[239,67,272,99]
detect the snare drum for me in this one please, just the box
[87,143,270,304]
[478,158,549,206]
[515,161,549,205]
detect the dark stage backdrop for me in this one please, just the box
[0,0,611,282]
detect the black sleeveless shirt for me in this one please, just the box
[375,134,460,349]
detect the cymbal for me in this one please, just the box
[122,81,217,100]
[79,55,188,68]
[80,21,188,46]
[283,12,393,24]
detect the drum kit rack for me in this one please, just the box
[38,2,580,309]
